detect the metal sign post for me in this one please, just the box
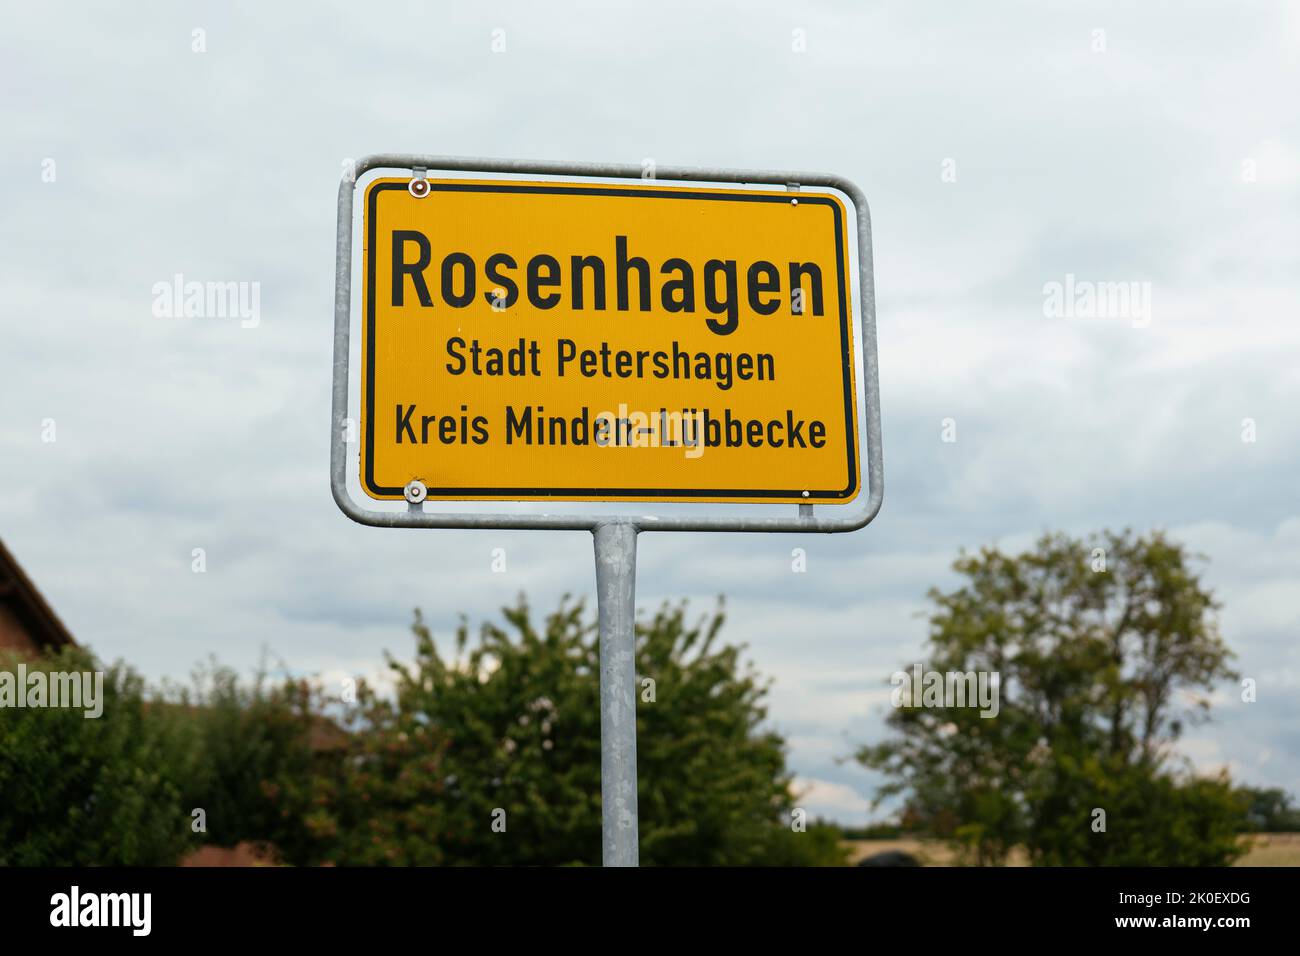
[594,521,639,865]
[332,155,883,866]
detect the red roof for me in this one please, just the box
[0,537,77,655]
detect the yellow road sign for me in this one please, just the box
[360,177,860,503]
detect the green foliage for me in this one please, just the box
[333,597,845,866]
[856,529,1246,866]
[1,597,842,867]
[162,663,331,864]
[0,648,196,866]
[1238,786,1300,833]
[154,658,441,867]
[1027,759,1247,866]
[757,820,850,865]
[275,676,451,866]
[6,547,1265,869]
[837,821,905,840]
[0,651,349,866]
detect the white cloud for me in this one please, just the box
[793,777,874,823]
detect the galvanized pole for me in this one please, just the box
[593,520,639,866]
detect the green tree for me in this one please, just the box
[0,648,196,865]
[856,530,1246,866]
[2,596,845,867]
[165,663,349,865]
[0,649,359,867]
[273,675,452,867]
[1239,786,1300,833]
[334,597,845,866]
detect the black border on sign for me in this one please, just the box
[363,180,857,501]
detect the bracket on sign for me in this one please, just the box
[409,165,430,198]
[404,479,427,511]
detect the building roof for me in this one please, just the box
[0,537,77,654]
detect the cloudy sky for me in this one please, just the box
[2,1,1298,823]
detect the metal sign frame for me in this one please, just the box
[332,154,882,534]
[330,154,884,866]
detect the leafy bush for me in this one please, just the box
[0,648,196,865]
[162,662,324,863]
[1026,756,1247,866]
[322,598,846,866]
[1,599,850,866]
[1238,786,1300,833]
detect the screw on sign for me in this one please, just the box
[331,155,883,865]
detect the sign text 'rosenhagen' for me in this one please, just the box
[361,178,860,503]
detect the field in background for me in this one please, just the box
[1233,833,1300,866]
[845,833,1300,867]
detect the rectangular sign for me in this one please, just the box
[360,176,861,503]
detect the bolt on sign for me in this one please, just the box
[359,175,863,504]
